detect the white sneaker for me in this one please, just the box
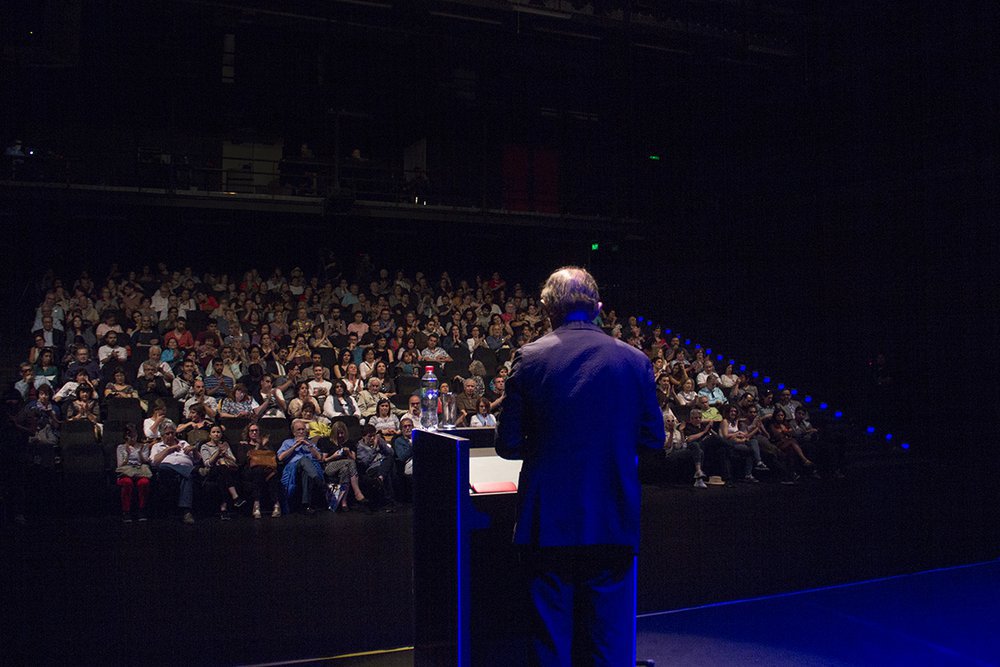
[271,505,281,518]
[694,479,708,489]
[252,507,262,519]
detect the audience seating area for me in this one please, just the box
[5,261,846,523]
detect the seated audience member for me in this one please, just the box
[115,424,152,522]
[420,334,451,363]
[342,362,363,395]
[775,388,804,421]
[675,378,698,407]
[66,345,101,383]
[455,378,479,426]
[792,406,843,478]
[104,367,139,400]
[66,384,102,439]
[321,421,367,512]
[697,374,728,408]
[143,345,175,382]
[664,410,707,488]
[655,373,673,410]
[370,360,396,397]
[757,391,776,419]
[171,358,199,401]
[322,380,360,419]
[219,383,259,419]
[395,349,419,378]
[64,315,97,357]
[200,425,246,520]
[399,394,422,427]
[32,348,59,389]
[768,409,815,475]
[95,310,122,341]
[136,363,172,408]
[241,422,282,518]
[356,377,388,420]
[14,364,38,401]
[682,407,746,485]
[277,419,325,514]
[97,331,129,370]
[204,358,235,398]
[287,381,321,420]
[696,360,720,390]
[720,405,767,481]
[355,424,396,511]
[177,403,213,444]
[469,397,496,427]
[307,364,333,403]
[719,364,739,393]
[144,401,169,440]
[163,316,195,351]
[54,368,96,404]
[183,379,218,420]
[369,398,400,438]
[392,417,414,477]
[150,419,199,524]
[253,374,287,419]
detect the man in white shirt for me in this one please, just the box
[307,364,333,403]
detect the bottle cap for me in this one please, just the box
[425,366,434,372]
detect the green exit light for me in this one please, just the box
[648,154,661,160]
[591,243,599,251]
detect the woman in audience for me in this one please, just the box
[359,347,378,381]
[470,397,496,427]
[288,381,321,419]
[372,360,396,397]
[115,424,151,522]
[104,367,139,400]
[287,334,312,368]
[675,379,698,407]
[668,363,689,392]
[395,349,418,378]
[333,350,353,380]
[176,403,213,445]
[369,398,400,439]
[719,363,740,394]
[322,381,359,420]
[241,422,281,518]
[219,383,259,419]
[144,400,168,440]
[322,420,367,511]
[342,363,363,396]
[64,314,97,354]
[160,337,182,368]
[309,324,334,349]
[66,384,102,439]
[466,325,487,353]
[768,409,814,472]
[32,347,60,388]
[200,424,245,519]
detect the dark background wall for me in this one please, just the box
[2,0,998,448]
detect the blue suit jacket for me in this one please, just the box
[496,321,665,550]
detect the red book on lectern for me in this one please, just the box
[471,481,517,494]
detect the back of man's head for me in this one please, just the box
[540,267,601,325]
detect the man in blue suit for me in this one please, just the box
[497,266,665,667]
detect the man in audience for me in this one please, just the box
[172,358,200,401]
[183,378,218,419]
[130,315,160,355]
[356,377,388,419]
[203,358,234,398]
[32,315,65,350]
[66,345,101,383]
[163,316,194,351]
[698,374,728,408]
[455,378,479,426]
[277,419,325,514]
[420,333,451,363]
[775,388,804,421]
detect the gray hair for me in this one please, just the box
[159,419,177,435]
[540,266,600,325]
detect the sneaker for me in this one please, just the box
[182,512,195,525]
[220,510,231,521]
[304,505,316,516]
[271,506,281,518]
[694,478,708,489]
[137,510,148,522]
[754,461,770,472]
[233,497,247,509]
[122,512,133,524]
[744,474,760,483]
[252,506,262,520]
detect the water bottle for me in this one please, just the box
[420,365,439,430]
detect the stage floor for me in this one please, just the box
[636,559,1000,666]
[3,451,999,665]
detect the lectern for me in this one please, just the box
[411,427,522,667]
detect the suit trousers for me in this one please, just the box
[523,546,635,667]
